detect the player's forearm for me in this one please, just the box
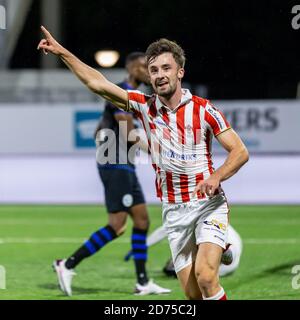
[59,48,107,94]
[213,146,249,182]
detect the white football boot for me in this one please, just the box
[134,279,171,296]
[53,259,76,296]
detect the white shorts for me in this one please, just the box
[162,194,229,273]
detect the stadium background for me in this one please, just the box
[0,0,299,300]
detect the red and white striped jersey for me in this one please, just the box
[127,88,231,204]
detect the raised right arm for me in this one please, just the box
[37,26,128,110]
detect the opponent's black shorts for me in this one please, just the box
[98,165,146,213]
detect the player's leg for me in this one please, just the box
[124,224,167,261]
[129,203,149,286]
[162,202,201,298]
[177,263,202,300]
[195,242,226,299]
[194,194,229,299]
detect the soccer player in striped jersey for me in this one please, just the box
[38,27,249,300]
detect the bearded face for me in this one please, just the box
[148,52,184,98]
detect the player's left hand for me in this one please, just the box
[37,26,64,56]
[192,174,220,198]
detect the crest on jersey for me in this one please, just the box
[185,124,192,133]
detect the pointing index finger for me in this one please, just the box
[41,25,52,39]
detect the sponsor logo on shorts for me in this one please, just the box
[203,219,227,231]
[122,194,133,207]
[214,235,225,243]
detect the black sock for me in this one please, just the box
[65,225,117,269]
[131,227,149,285]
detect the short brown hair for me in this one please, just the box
[145,38,186,68]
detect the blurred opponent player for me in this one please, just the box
[38,28,249,300]
[52,52,170,296]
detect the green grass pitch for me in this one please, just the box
[0,205,299,300]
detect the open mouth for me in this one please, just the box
[157,82,168,88]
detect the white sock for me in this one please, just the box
[203,287,225,300]
[147,226,167,247]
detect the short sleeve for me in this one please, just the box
[204,102,231,136]
[127,90,149,113]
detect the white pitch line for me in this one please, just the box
[243,238,300,244]
[0,238,299,244]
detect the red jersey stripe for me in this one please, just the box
[204,111,221,136]
[193,101,201,144]
[180,174,190,202]
[166,171,175,203]
[176,105,186,144]
[161,107,171,140]
[148,101,157,118]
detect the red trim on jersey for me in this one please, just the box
[176,105,186,144]
[193,101,201,144]
[205,130,214,174]
[179,174,190,202]
[128,92,147,104]
[166,171,175,203]
[195,173,205,199]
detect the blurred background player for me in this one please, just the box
[125,224,242,278]
[53,52,171,296]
